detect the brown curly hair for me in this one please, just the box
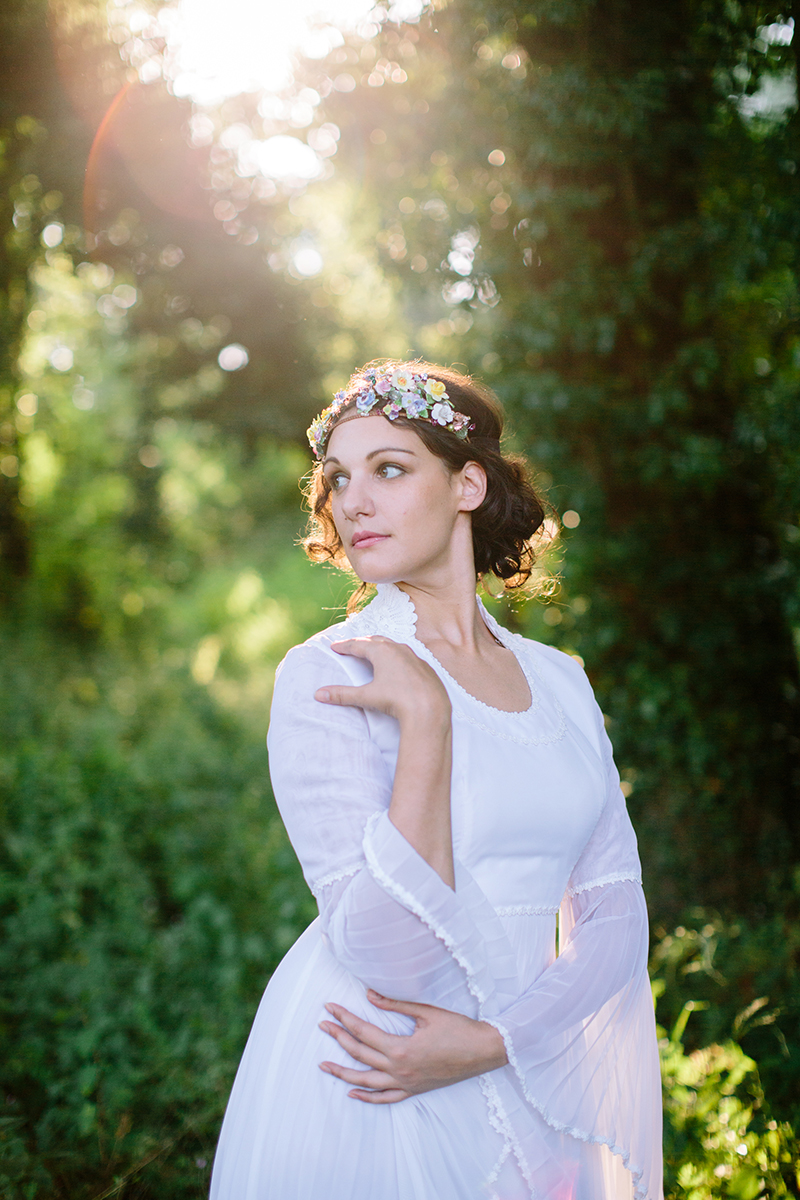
[303,360,553,611]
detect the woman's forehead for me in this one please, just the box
[324,413,425,461]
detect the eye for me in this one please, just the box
[327,471,348,491]
[376,462,405,480]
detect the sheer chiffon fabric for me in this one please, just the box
[210,585,663,1200]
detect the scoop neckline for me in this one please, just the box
[354,583,541,718]
[411,618,539,718]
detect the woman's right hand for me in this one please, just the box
[315,636,451,731]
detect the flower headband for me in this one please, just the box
[306,367,473,460]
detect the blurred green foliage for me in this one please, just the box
[657,993,799,1197]
[0,636,318,1198]
[1,0,800,1195]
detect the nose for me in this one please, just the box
[339,471,375,522]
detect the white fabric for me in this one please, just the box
[210,584,663,1200]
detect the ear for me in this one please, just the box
[456,460,487,512]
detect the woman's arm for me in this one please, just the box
[316,635,456,888]
[269,639,499,1013]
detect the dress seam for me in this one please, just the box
[495,903,559,917]
[565,871,642,897]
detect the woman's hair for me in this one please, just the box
[302,360,553,611]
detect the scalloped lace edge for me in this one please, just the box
[483,1018,649,1200]
[479,1075,534,1195]
[362,812,535,1198]
[565,871,642,898]
[309,862,362,899]
[361,814,489,1006]
[495,904,559,917]
[485,1139,511,1190]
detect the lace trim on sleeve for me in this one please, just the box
[361,813,489,1006]
[481,1018,648,1200]
[308,862,362,899]
[362,811,536,1195]
[565,870,642,898]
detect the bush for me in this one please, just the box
[658,992,800,1198]
[0,632,315,1199]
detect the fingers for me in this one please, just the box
[330,636,393,659]
[319,1063,392,1089]
[319,1020,387,1070]
[348,1087,410,1105]
[318,1062,410,1105]
[323,1003,393,1053]
[367,989,429,1019]
[314,683,371,706]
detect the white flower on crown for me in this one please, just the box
[391,368,414,392]
[431,401,455,425]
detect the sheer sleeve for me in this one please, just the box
[267,642,515,1017]
[483,702,663,1200]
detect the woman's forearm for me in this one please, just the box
[388,709,455,889]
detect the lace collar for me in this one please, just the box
[346,583,418,641]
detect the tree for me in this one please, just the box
[320,0,800,920]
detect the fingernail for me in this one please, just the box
[324,1003,334,1014]
[316,689,330,703]
[319,1063,331,1073]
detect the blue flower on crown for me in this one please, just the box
[356,388,379,414]
[403,392,428,417]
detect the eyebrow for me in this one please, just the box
[322,447,419,467]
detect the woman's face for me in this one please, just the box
[322,414,485,586]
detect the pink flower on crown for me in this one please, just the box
[383,401,402,419]
[375,376,392,395]
[431,400,455,426]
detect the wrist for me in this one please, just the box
[398,701,451,736]
[477,1021,508,1072]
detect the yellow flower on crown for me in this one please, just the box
[425,378,448,400]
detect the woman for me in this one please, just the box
[210,362,663,1200]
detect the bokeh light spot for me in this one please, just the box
[292,246,324,276]
[218,343,249,371]
[49,346,74,372]
[16,393,38,416]
[42,223,64,247]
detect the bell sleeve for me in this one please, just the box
[483,702,663,1200]
[267,642,516,1018]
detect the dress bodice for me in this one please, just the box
[314,584,608,916]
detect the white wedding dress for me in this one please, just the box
[210,584,663,1200]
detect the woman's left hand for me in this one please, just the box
[318,989,508,1104]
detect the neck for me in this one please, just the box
[394,556,489,653]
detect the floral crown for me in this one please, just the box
[307,366,474,460]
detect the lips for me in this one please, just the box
[351,531,389,548]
